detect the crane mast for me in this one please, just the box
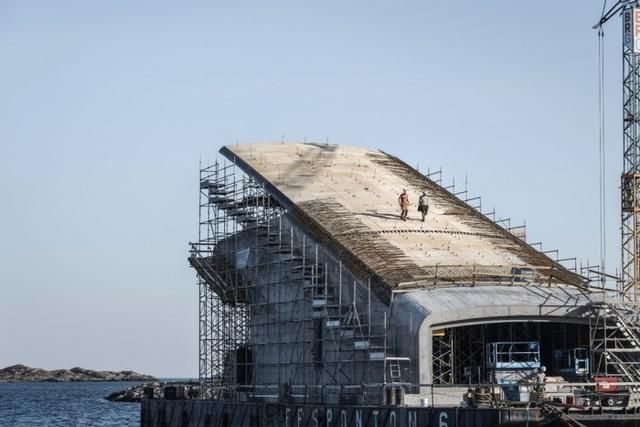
[596,1,640,302]
[621,6,640,303]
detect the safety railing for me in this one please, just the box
[183,381,640,407]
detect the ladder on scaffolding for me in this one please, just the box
[386,357,411,384]
[591,302,640,382]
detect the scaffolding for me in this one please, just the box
[189,158,395,403]
[427,301,640,385]
[188,153,640,401]
[190,160,263,398]
[590,302,640,382]
[431,322,591,385]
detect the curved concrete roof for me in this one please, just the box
[396,285,591,328]
[221,142,586,299]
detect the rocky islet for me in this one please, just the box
[0,364,156,383]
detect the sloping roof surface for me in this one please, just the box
[222,143,585,295]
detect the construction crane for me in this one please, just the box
[595,1,640,303]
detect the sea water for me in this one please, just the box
[0,382,141,426]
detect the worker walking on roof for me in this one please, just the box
[418,191,429,222]
[398,189,410,221]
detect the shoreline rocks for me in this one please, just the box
[106,381,199,402]
[0,364,156,383]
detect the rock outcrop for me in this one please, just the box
[0,364,156,382]
[106,381,199,402]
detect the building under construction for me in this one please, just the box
[136,141,640,426]
[157,141,633,416]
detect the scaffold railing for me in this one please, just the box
[190,158,398,401]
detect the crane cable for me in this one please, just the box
[598,0,607,287]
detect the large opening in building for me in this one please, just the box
[432,321,590,384]
[236,346,254,385]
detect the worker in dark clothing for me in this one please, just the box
[535,366,546,400]
[398,189,410,221]
[418,191,429,222]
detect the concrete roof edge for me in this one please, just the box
[219,145,294,211]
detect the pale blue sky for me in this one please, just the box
[0,1,620,376]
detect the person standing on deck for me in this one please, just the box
[534,366,546,400]
[398,189,410,221]
[418,191,429,222]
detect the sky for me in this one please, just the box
[0,1,622,377]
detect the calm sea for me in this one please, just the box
[0,382,142,426]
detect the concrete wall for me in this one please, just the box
[221,214,390,391]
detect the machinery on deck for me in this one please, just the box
[487,341,540,385]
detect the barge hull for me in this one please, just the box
[141,399,542,426]
[141,399,640,426]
